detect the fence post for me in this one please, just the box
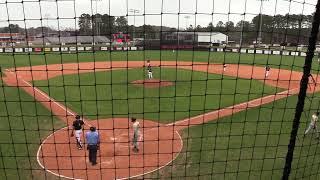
[282,1,320,180]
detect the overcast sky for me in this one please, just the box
[0,0,317,30]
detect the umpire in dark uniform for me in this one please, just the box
[85,126,100,165]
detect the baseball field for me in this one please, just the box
[1,50,320,180]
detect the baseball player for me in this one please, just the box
[223,63,227,72]
[265,65,271,77]
[71,115,85,149]
[304,112,319,138]
[147,60,153,79]
[308,73,317,90]
[131,117,140,152]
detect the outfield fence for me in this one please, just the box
[0,46,317,58]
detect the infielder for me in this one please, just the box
[147,60,153,79]
[131,117,140,152]
[71,115,85,149]
[304,112,319,138]
[223,63,227,72]
[308,73,317,90]
[265,65,271,77]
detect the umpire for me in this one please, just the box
[85,126,100,166]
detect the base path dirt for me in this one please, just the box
[3,61,319,180]
[131,79,174,88]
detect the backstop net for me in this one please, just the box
[1,0,320,179]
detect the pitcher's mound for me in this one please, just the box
[131,79,174,88]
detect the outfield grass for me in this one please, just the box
[33,67,280,123]
[148,93,320,180]
[0,50,318,73]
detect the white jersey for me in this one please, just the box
[311,114,318,126]
[133,121,140,135]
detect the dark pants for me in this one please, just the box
[87,145,98,164]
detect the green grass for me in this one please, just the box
[0,81,64,180]
[0,50,318,73]
[0,50,319,180]
[33,67,279,123]
[148,93,320,180]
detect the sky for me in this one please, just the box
[0,0,317,30]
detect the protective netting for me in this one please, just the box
[0,0,320,179]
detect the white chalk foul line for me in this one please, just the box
[36,125,183,180]
[36,127,84,180]
[11,62,299,180]
[4,69,94,127]
[170,88,299,127]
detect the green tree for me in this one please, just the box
[206,22,214,31]
[216,21,224,32]
[225,21,234,31]
[142,25,156,39]
[115,16,128,32]
[3,24,21,33]
[78,13,92,35]
[100,14,115,35]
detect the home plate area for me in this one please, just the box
[37,118,183,180]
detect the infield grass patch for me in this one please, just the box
[33,67,281,123]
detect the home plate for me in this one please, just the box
[110,137,118,141]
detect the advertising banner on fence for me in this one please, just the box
[44,48,51,52]
[300,52,306,57]
[77,47,84,51]
[69,47,76,51]
[52,47,60,52]
[24,48,32,52]
[0,48,3,53]
[101,47,108,51]
[5,48,13,52]
[273,51,280,55]
[240,49,247,53]
[85,47,92,51]
[131,47,137,50]
[264,50,271,54]
[282,51,289,55]
[248,49,254,54]
[15,48,23,52]
[255,50,263,54]
[34,48,42,52]
[61,47,68,51]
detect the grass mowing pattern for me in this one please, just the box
[33,67,280,123]
[1,50,319,179]
[148,93,320,180]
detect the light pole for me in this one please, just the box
[257,0,269,45]
[184,16,190,30]
[240,20,244,46]
[129,9,139,39]
[44,13,50,37]
[92,0,102,36]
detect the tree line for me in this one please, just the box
[0,13,315,45]
[78,13,314,45]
